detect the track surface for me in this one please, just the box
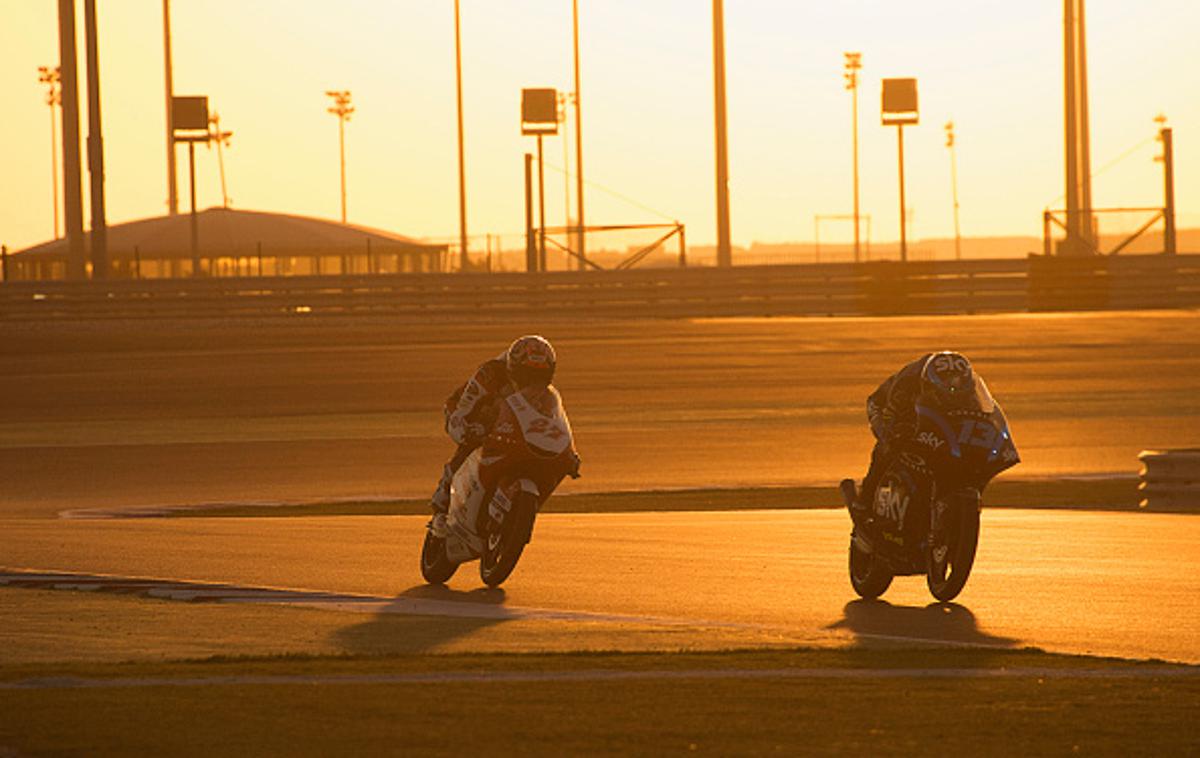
[3,508,1197,664]
[3,311,1199,517]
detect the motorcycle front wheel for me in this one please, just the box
[479,493,537,587]
[848,533,893,599]
[926,505,980,602]
[420,531,459,584]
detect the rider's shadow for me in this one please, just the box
[825,599,1019,649]
[331,584,514,656]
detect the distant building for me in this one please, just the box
[6,207,447,280]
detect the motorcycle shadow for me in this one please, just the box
[330,584,510,656]
[826,599,1019,649]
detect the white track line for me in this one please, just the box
[3,667,1197,691]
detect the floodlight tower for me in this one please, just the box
[843,52,862,263]
[208,111,233,209]
[945,121,961,260]
[325,90,354,224]
[37,66,62,239]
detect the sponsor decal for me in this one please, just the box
[874,481,909,527]
[917,431,945,450]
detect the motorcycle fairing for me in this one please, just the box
[447,448,487,557]
[506,387,573,457]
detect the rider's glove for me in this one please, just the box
[447,412,485,445]
[464,421,487,444]
[889,419,918,443]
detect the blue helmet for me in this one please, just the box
[920,351,974,408]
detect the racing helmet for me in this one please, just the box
[920,351,975,409]
[506,335,556,388]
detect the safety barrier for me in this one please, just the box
[0,255,1197,321]
[1138,449,1200,512]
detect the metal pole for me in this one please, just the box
[524,152,536,272]
[560,93,571,268]
[845,52,862,263]
[163,0,178,215]
[572,0,585,270]
[537,134,547,272]
[84,0,107,279]
[338,113,347,223]
[852,80,861,263]
[212,113,229,208]
[1063,0,1079,255]
[454,0,469,269]
[1076,0,1094,250]
[44,71,61,239]
[712,0,732,267]
[897,124,908,263]
[947,122,961,260]
[189,140,199,275]
[58,0,85,280]
[1162,127,1176,255]
[677,222,686,268]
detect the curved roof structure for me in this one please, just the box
[14,207,444,259]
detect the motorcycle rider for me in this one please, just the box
[851,351,977,517]
[429,335,558,515]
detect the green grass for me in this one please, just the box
[162,477,1143,518]
[0,648,1194,757]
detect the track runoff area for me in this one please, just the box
[1,311,1199,754]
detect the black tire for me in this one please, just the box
[479,494,537,588]
[420,531,459,584]
[848,534,893,599]
[927,505,980,602]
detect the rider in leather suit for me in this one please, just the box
[429,335,557,514]
[854,351,976,513]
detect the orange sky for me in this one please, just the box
[1,1,1196,254]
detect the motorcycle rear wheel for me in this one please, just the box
[420,531,459,584]
[926,506,980,602]
[479,494,537,588]
[848,534,893,599]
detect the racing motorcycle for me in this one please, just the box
[839,376,1019,602]
[420,385,580,588]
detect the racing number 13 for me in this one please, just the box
[957,419,997,450]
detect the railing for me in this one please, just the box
[0,255,1197,321]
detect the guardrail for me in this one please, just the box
[0,255,1197,321]
[1138,449,1200,512]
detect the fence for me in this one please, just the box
[0,255,1197,321]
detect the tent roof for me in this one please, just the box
[13,207,444,258]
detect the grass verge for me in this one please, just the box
[0,648,1195,757]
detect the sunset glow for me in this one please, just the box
[1,1,1196,255]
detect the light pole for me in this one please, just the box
[882,78,918,263]
[208,111,233,209]
[571,0,585,270]
[945,121,961,260]
[712,0,732,267]
[325,90,353,224]
[454,0,469,269]
[37,66,62,240]
[843,52,862,263]
[558,90,574,267]
[163,0,178,215]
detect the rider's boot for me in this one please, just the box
[842,478,870,525]
[430,464,453,515]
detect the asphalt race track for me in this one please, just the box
[3,508,1197,663]
[2,310,1199,517]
